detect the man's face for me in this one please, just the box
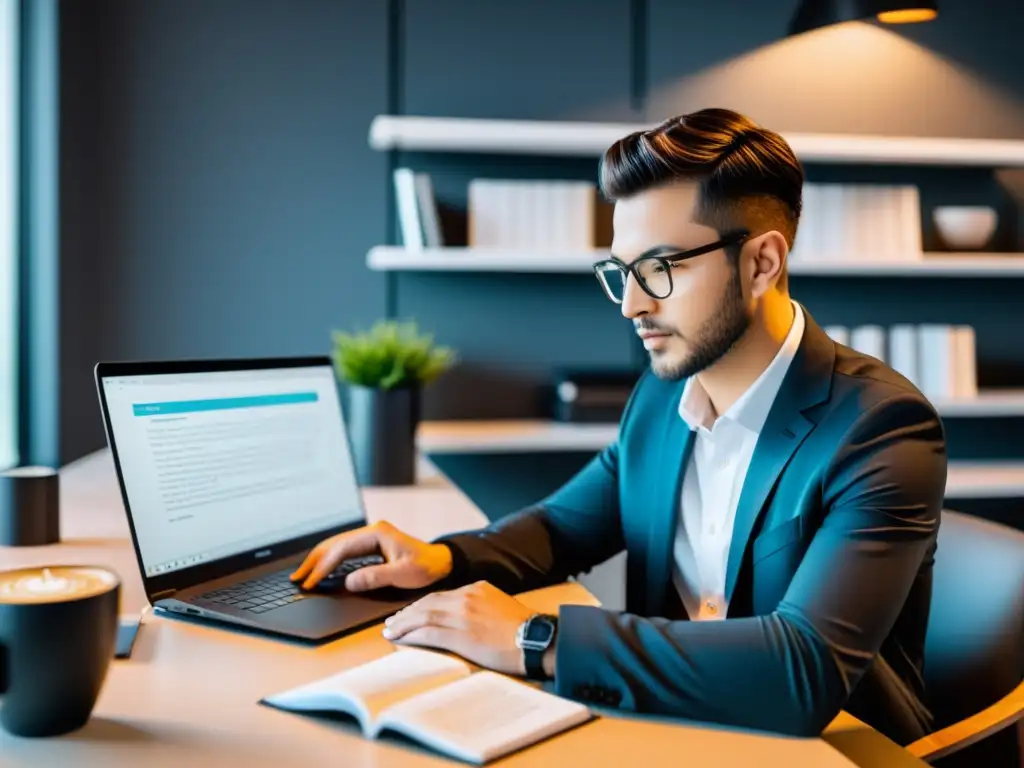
[609,182,751,381]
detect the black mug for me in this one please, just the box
[0,565,120,737]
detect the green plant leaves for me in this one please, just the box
[330,319,456,389]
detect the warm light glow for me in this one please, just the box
[877,9,938,23]
[642,21,1017,140]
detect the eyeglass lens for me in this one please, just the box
[595,259,672,302]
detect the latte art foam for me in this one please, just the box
[0,566,117,604]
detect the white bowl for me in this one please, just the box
[932,206,998,250]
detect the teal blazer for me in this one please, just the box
[437,306,946,745]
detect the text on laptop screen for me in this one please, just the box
[101,365,362,577]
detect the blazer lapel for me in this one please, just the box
[646,383,694,616]
[723,309,835,606]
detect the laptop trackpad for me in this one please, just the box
[266,590,416,638]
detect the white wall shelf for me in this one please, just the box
[418,419,619,454]
[368,246,1024,277]
[419,401,1024,453]
[789,256,1024,277]
[944,462,1024,500]
[930,391,1024,417]
[369,115,1024,168]
[368,246,602,273]
[417,419,1024,499]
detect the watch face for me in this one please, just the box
[525,616,555,646]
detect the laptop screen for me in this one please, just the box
[99,364,363,578]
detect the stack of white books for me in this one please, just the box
[824,324,977,400]
[791,183,923,263]
[468,179,598,249]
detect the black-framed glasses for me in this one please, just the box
[592,229,750,304]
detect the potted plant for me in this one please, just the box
[331,319,455,486]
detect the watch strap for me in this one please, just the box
[522,614,557,680]
[524,644,546,679]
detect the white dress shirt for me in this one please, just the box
[671,301,806,621]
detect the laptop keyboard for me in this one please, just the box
[198,555,384,614]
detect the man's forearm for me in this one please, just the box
[543,645,556,678]
[431,442,627,595]
[433,505,591,595]
[553,606,846,737]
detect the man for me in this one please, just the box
[292,107,946,745]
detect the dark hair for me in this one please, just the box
[599,108,804,251]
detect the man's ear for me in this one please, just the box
[746,230,788,298]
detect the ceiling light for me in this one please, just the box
[788,0,938,36]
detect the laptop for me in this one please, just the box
[94,355,421,642]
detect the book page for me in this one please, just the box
[376,671,592,764]
[262,648,471,734]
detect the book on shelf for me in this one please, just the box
[917,324,978,400]
[415,173,444,248]
[791,183,922,263]
[824,323,977,400]
[259,647,593,765]
[849,324,886,362]
[393,168,444,249]
[888,324,920,387]
[468,178,598,250]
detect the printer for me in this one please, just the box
[550,367,643,423]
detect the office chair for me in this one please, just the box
[906,509,1024,766]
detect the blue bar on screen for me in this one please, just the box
[132,391,319,416]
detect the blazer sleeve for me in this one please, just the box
[430,373,650,595]
[551,391,946,738]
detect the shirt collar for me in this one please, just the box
[679,301,805,434]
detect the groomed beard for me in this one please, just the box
[646,267,750,381]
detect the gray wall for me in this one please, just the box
[59,1,1024,523]
[393,0,645,421]
[59,0,391,462]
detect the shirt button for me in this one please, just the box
[707,524,717,536]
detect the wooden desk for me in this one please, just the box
[0,450,925,767]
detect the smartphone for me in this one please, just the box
[115,612,145,659]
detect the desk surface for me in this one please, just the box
[0,450,925,768]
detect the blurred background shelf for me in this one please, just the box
[368,246,1024,276]
[944,462,1024,499]
[419,394,1024,452]
[418,419,619,454]
[418,401,1024,440]
[789,255,1024,277]
[369,115,1024,167]
[930,390,1024,416]
[417,420,1024,499]
[369,246,605,272]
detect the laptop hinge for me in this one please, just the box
[151,589,175,600]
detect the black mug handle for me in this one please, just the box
[0,641,6,694]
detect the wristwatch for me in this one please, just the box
[515,613,558,680]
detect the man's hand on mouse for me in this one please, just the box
[290,521,453,592]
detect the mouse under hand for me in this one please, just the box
[300,554,386,592]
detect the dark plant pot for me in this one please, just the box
[345,383,420,487]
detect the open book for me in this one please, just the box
[259,647,593,764]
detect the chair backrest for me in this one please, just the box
[924,509,1024,762]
